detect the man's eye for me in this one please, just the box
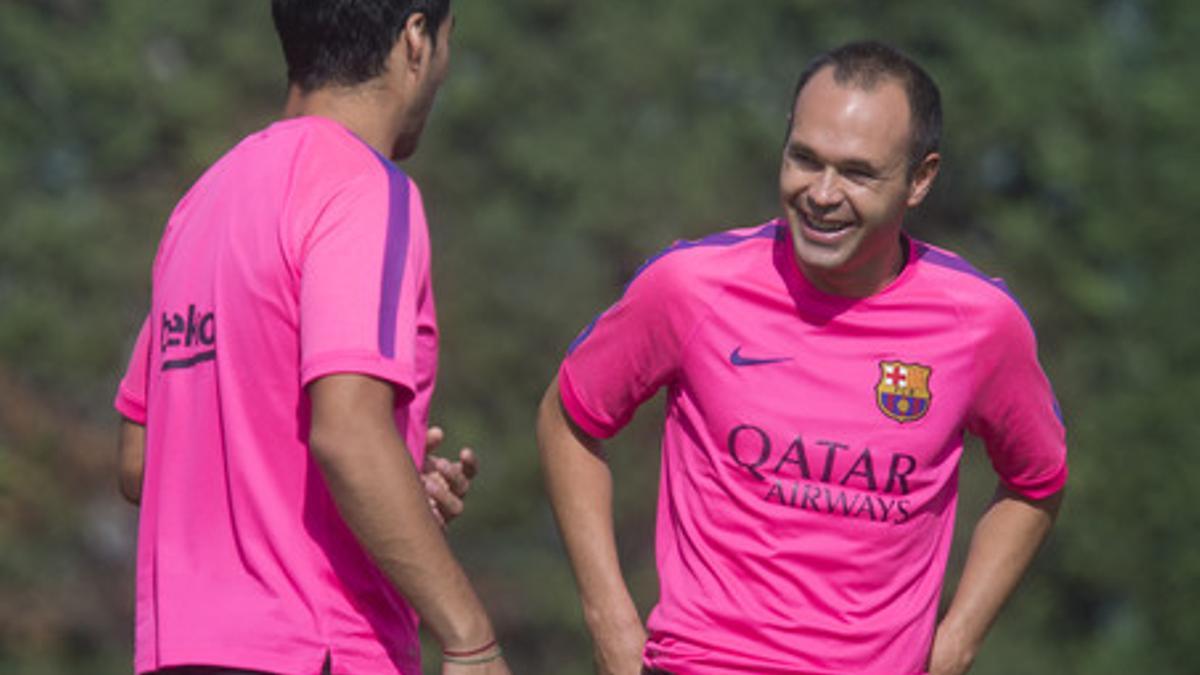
[788,150,820,169]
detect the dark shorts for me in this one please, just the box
[642,668,674,675]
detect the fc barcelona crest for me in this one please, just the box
[876,361,933,423]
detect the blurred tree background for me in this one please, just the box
[1,0,1197,673]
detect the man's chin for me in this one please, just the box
[796,248,849,274]
[790,231,855,273]
[390,136,419,161]
[786,220,849,257]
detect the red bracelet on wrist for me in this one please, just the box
[443,638,498,658]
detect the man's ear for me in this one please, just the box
[906,152,940,208]
[400,12,431,73]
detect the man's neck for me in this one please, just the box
[798,234,909,299]
[283,84,399,158]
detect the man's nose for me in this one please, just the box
[806,168,842,209]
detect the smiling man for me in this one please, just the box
[537,41,1067,675]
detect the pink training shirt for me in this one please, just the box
[115,116,437,675]
[559,221,1067,674]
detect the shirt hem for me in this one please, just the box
[558,365,619,439]
[136,645,327,675]
[114,387,147,424]
[1003,461,1068,501]
[302,351,416,399]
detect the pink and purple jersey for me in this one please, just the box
[115,116,437,675]
[559,221,1067,674]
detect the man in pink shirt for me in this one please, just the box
[114,1,508,673]
[538,41,1066,675]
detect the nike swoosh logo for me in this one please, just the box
[730,346,792,367]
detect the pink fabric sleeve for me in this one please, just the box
[299,169,422,400]
[114,315,151,424]
[967,300,1068,499]
[559,250,699,439]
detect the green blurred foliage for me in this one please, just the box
[1,0,1197,673]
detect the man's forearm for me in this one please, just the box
[537,378,646,671]
[931,484,1063,674]
[309,374,495,653]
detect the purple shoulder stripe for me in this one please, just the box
[567,223,781,354]
[915,243,1063,423]
[628,222,782,286]
[371,154,411,359]
[915,243,1014,296]
[914,243,1031,322]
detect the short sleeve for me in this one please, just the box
[114,315,151,424]
[966,300,1068,499]
[559,251,701,439]
[298,166,427,401]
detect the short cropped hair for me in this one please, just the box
[272,0,452,92]
[790,41,942,175]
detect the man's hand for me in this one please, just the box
[591,618,647,675]
[927,621,975,675]
[928,484,1062,675]
[422,425,478,526]
[537,377,648,675]
[308,374,498,657]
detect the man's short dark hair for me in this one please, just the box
[790,41,942,176]
[272,0,452,93]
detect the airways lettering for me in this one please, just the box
[727,423,918,525]
[762,479,912,524]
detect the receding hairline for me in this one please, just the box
[791,65,915,132]
[801,63,906,97]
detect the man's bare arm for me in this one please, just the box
[537,376,646,675]
[118,417,146,505]
[309,373,507,671]
[928,484,1063,675]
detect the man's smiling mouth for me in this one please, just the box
[802,213,854,233]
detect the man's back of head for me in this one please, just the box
[273,0,454,160]
[272,0,452,93]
